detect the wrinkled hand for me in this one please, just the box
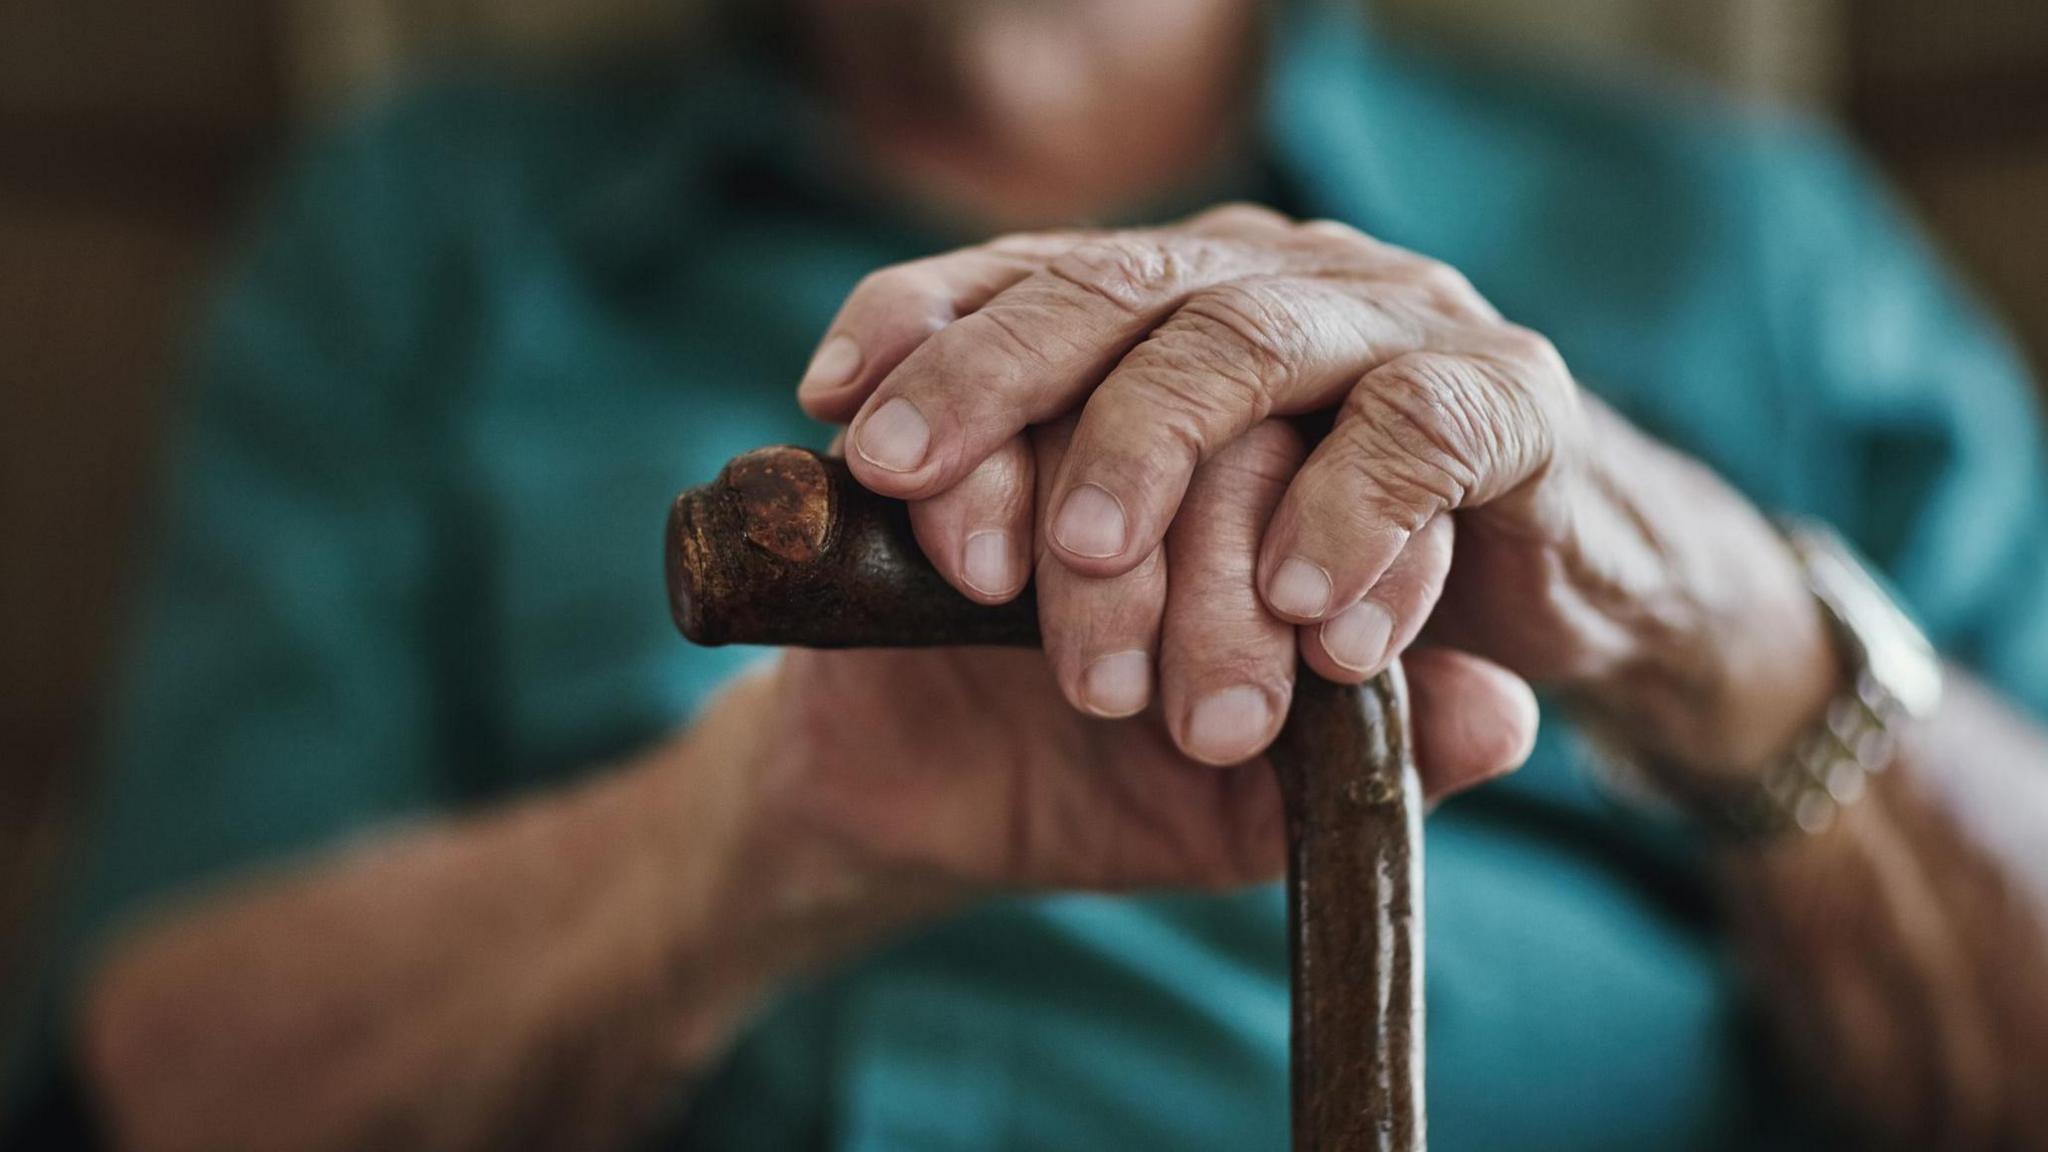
[797,204,1585,765]
[796,204,1834,785]
[743,643,1524,895]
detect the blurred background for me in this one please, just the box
[3,0,2046,1042]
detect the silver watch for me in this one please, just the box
[1687,518,1941,832]
[1583,520,1943,841]
[1716,520,1943,838]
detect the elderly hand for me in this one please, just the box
[798,205,1839,784]
[737,420,1536,897]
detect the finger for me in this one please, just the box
[908,434,1035,604]
[1403,647,1540,803]
[1259,332,1571,622]
[1159,420,1306,766]
[845,229,1309,499]
[1179,201,1296,239]
[1032,419,1168,718]
[1042,274,1436,576]
[1298,512,1453,683]
[1186,207,1417,275]
[797,236,1084,422]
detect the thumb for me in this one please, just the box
[1403,647,1540,805]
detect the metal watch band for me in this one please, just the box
[1714,666,1907,840]
[1583,520,1938,844]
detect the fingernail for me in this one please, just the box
[1052,484,1127,558]
[1082,650,1151,718]
[798,334,862,396]
[1186,685,1274,764]
[1267,556,1332,618]
[855,397,930,473]
[1321,600,1396,673]
[1504,679,1542,768]
[961,530,1017,597]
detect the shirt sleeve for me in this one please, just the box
[6,100,474,1112]
[1761,126,2048,719]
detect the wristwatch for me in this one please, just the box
[1591,519,1945,841]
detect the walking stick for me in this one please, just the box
[668,446,1425,1151]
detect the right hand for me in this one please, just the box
[705,422,1539,909]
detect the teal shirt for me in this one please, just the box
[16,4,2048,1148]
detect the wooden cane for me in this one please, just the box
[667,446,1424,1151]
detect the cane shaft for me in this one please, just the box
[667,446,1424,1151]
[1278,671,1426,1151]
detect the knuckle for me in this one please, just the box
[1394,259,1496,322]
[1169,280,1305,402]
[1297,217,1384,256]
[1193,202,1292,232]
[1361,459,1466,530]
[1106,365,1236,475]
[984,230,1077,261]
[1410,259,1477,302]
[1101,278,1312,463]
[1468,324,1575,429]
[1047,233,1199,313]
[1494,324,1565,373]
[1343,354,1492,514]
[853,263,927,303]
[1299,217,1364,241]
[1291,219,1395,276]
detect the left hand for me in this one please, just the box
[798,205,1836,782]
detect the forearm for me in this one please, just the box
[1720,676,2048,1149]
[1561,405,2048,1147]
[80,673,826,1152]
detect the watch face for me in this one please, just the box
[1804,540,1944,719]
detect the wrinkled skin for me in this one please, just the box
[793,205,1821,787]
[76,6,2048,1152]
[761,637,1528,896]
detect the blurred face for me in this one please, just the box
[801,0,1262,226]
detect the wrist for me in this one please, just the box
[1569,424,1844,786]
[636,666,959,1006]
[1593,581,1842,792]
